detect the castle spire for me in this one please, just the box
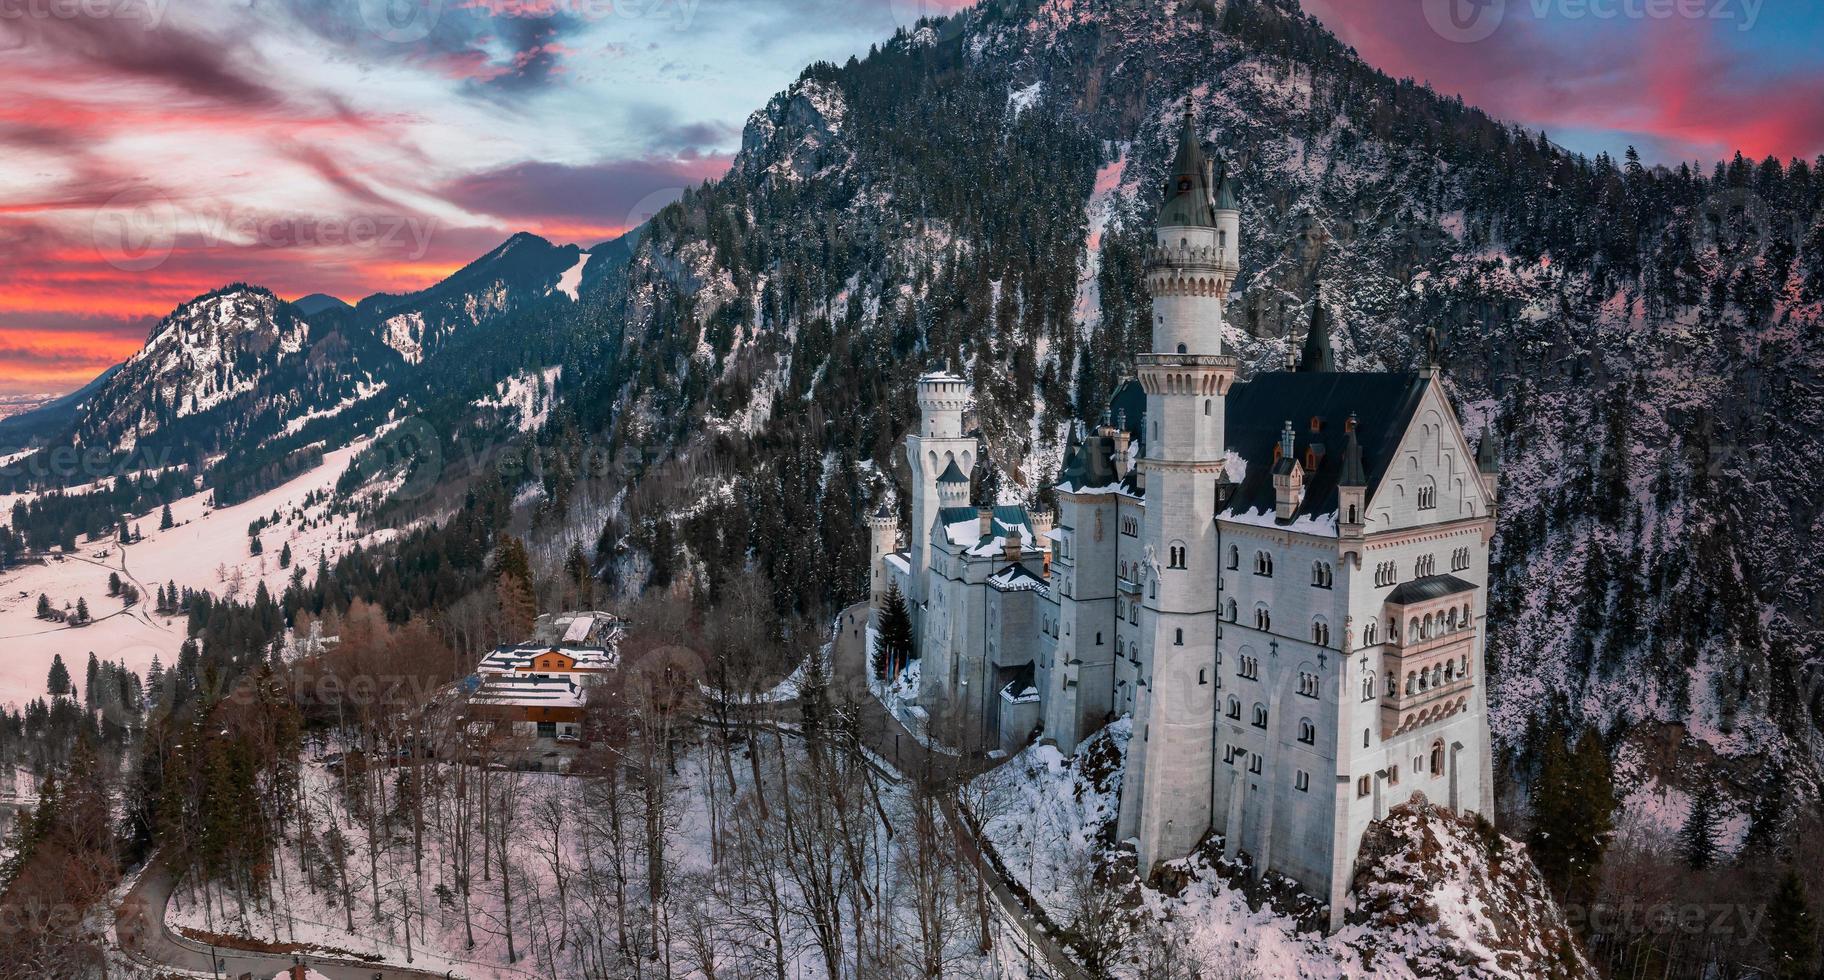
[1340,416,1367,487]
[1476,420,1501,474]
[1297,300,1337,373]
[1157,107,1218,229]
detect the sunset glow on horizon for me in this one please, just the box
[1,0,1818,396]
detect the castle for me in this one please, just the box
[869,113,1500,930]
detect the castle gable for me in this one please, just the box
[1366,380,1493,531]
[1219,372,1427,525]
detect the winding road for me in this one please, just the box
[116,861,459,980]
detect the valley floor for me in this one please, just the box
[0,439,399,710]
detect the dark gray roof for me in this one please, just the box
[874,501,892,519]
[1157,111,1219,229]
[1386,574,1477,605]
[1058,381,1146,492]
[1220,372,1429,522]
[937,460,969,485]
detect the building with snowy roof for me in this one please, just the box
[869,110,1500,932]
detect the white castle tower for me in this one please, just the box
[1116,110,1244,868]
[904,367,975,626]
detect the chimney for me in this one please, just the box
[979,506,995,540]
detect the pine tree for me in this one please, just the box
[1527,728,1616,907]
[35,593,50,619]
[1679,790,1722,870]
[108,572,122,597]
[249,534,263,556]
[160,504,173,530]
[876,580,916,680]
[75,596,90,623]
[278,541,291,569]
[47,654,72,697]
[1765,868,1818,980]
[84,652,100,709]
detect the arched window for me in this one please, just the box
[1405,671,1417,695]
[1254,605,1271,632]
[1385,671,1395,697]
[1363,729,1371,749]
[1298,670,1319,697]
[1358,775,1371,797]
[1408,618,1421,642]
[1364,620,1378,645]
[1174,628,1184,646]
[1227,696,1241,720]
[1095,631,1104,646]
[1299,718,1315,744]
[1177,343,1188,354]
[1311,618,1330,647]
[1198,667,1208,685]
[1444,659,1455,682]
[1361,672,1373,700]
[1204,399,1212,416]
[1252,703,1268,728]
[1227,545,1240,570]
[1430,739,1445,775]
[1225,598,1238,622]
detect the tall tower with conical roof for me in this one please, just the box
[1118,110,1245,871]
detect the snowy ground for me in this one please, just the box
[0,440,399,709]
[167,732,1047,980]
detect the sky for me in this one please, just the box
[1,0,1820,397]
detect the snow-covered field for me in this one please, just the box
[0,440,398,710]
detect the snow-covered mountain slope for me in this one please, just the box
[76,285,311,450]
[360,232,584,365]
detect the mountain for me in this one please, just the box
[356,231,586,365]
[531,0,1824,820]
[292,293,351,317]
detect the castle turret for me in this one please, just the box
[1146,109,1239,358]
[868,503,898,611]
[905,367,976,623]
[1272,420,1306,520]
[1120,106,1244,874]
[1338,415,1367,536]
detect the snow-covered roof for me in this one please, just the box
[479,644,619,674]
[471,673,585,709]
[989,563,1048,593]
